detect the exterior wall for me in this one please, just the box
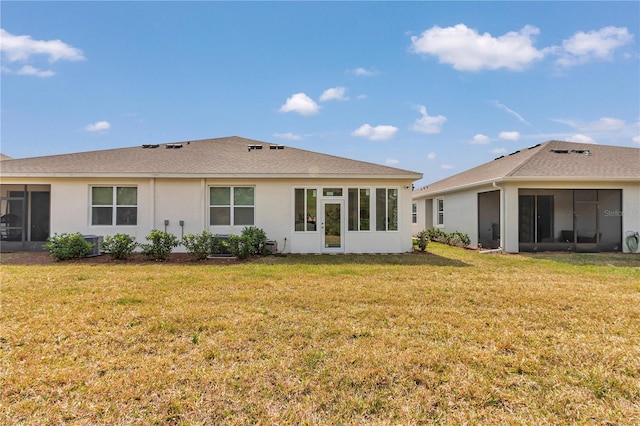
[503,180,640,253]
[413,179,640,254]
[413,184,496,249]
[1,176,416,254]
[411,197,433,236]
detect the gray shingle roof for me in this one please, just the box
[414,140,640,197]
[0,136,422,179]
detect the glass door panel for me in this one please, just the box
[322,201,343,252]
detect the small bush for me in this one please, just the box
[140,230,179,261]
[241,226,269,255]
[416,230,429,252]
[182,231,215,261]
[102,234,138,260]
[449,231,471,248]
[425,227,447,243]
[44,233,94,261]
[228,226,269,259]
[211,234,228,256]
[422,227,471,249]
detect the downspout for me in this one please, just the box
[483,181,505,254]
[149,178,156,232]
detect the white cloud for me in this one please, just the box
[349,67,378,76]
[0,28,85,63]
[85,121,111,132]
[385,158,399,166]
[471,134,490,144]
[410,24,545,71]
[491,148,507,155]
[352,124,398,141]
[273,132,303,141]
[279,93,320,116]
[499,131,520,141]
[583,117,625,132]
[557,26,633,67]
[16,65,55,78]
[493,101,531,125]
[441,164,455,170]
[566,134,596,144]
[319,87,348,102]
[553,116,626,133]
[632,135,640,145]
[411,105,447,134]
[427,152,437,160]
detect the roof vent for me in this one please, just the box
[571,149,591,156]
[494,155,505,160]
[269,145,285,150]
[528,143,541,150]
[550,149,569,154]
[508,150,521,156]
[142,144,160,149]
[166,143,183,149]
[247,144,263,151]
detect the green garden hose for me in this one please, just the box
[625,231,639,253]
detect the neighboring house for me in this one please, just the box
[412,140,640,253]
[0,136,422,254]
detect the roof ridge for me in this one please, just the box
[504,140,552,177]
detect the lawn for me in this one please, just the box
[1,244,639,425]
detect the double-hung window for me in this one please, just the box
[91,186,137,226]
[437,198,444,226]
[294,188,317,231]
[412,203,417,224]
[210,186,254,226]
[348,188,371,231]
[375,188,398,231]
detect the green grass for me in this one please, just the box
[1,244,639,424]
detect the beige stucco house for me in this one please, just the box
[1,136,422,254]
[412,140,640,253]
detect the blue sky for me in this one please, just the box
[1,1,638,186]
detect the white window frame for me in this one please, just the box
[90,186,138,226]
[412,202,417,224]
[436,198,444,226]
[209,186,255,226]
[347,188,371,232]
[375,188,399,232]
[294,188,318,232]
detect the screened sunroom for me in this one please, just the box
[518,189,622,252]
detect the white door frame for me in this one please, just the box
[321,199,344,253]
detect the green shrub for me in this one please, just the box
[449,231,471,248]
[140,230,179,261]
[227,234,252,259]
[416,230,429,252]
[425,227,447,243]
[210,234,224,255]
[422,227,471,248]
[241,226,269,255]
[44,233,94,261]
[102,234,138,260]
[182,231,215,261]
[227,226,269,259]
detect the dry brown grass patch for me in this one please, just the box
[1,245,639,424]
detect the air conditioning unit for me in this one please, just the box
[83,235,103,257]
[265,240,278,254]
